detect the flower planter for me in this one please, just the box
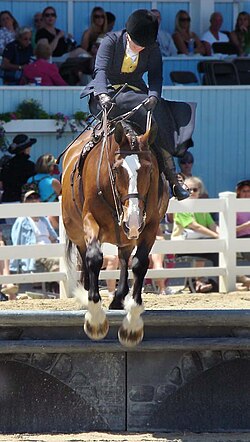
[3,119,77,133]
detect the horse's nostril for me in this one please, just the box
[127,226,139,240]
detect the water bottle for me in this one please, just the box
[188,38,195,55]
[34,77,42,86]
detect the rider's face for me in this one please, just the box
[127,34,145,53]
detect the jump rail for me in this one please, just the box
[0,191,248,296]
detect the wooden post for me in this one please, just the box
[219,191,237,292]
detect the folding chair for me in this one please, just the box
[212,42,239,56]
[170,71,198,85]
[205,61,240,85]
[233,58,250,85]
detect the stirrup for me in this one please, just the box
[172,183,190,201]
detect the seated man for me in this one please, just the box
[1,26,33,85]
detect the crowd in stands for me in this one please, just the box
[0,6,250,85]
[0,5,249,299]
[0,134,249,299]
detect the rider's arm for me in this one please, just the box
[93,33,116,96]
[147,44,163,100]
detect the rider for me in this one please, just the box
[80,9,196,200]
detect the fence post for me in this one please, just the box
[58,198,78,298]
[218,191,237,292]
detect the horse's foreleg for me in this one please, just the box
[119,231,156,347]
[109,245,133,310]
[83,212,109,340]
[77,246,89,290]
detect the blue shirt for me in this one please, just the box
[10,216,58,272]
[27,173,57,202]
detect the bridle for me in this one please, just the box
[96,113,153,239]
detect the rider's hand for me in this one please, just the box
[143,96,158,111]
[98,93,112,111]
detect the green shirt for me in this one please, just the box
[172,212,215,238]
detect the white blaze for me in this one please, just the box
[122,154,141,233]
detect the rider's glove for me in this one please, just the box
[143,96,158,112]
[98,93,112,111]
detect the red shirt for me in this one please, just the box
[23,59,67,86]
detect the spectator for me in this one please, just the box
[151,9,177,56]
[235,179,250,290]
[0,231,19,301]
[0,10,18,55]
[101,255,119,298]
[0,134,36,202]
[27,153,61,229]
[147,225,175,295]
[201,12,229,50]
[81,7,107,54]
[31,12,43,48]
[22,40,67,85]
[171,176,219,293]
[178,151,194,179]
[10,190,59,278]
[230,11,250,56]
[1,26,33,85]
[106,12,116,32]
[178,152,210,200]
[172,10,210,55]
[35,6,76,57]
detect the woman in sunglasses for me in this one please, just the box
[171,176,219,293]
[80,7,107,54]
[172,10,210,55]
[35,6,74,57]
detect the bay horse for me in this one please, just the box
[61,117,169,347]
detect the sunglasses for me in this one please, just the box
[44,12,56,18]
[94,14,105,19]
[189,187,199,192]
[180,17,191,22]
[35,18,43,22]
[180,160,193,165]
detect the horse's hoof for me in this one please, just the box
[118,325,144,347]
[84,317,109,340]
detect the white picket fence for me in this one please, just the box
[0,191,249,296]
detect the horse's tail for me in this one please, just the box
[65,236,74,267]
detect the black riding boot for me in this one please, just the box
[151,145,189,200]
[160,150,189,200]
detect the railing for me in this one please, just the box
[0,191,249,296]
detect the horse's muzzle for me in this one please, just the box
[122,206,145,240]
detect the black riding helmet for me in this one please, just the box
[126,9,158,47]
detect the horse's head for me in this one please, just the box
[113,122,157,240]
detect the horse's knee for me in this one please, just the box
[86,241,103,271]
[132,255,149,276]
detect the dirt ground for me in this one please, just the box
[1,289,250,311]
[0,432,250,442]
[1,289,250,442]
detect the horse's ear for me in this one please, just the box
[148,122,158,145]
[114,122,125,144]
[140,123,158,147]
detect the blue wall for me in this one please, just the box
[0,86,249,198]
